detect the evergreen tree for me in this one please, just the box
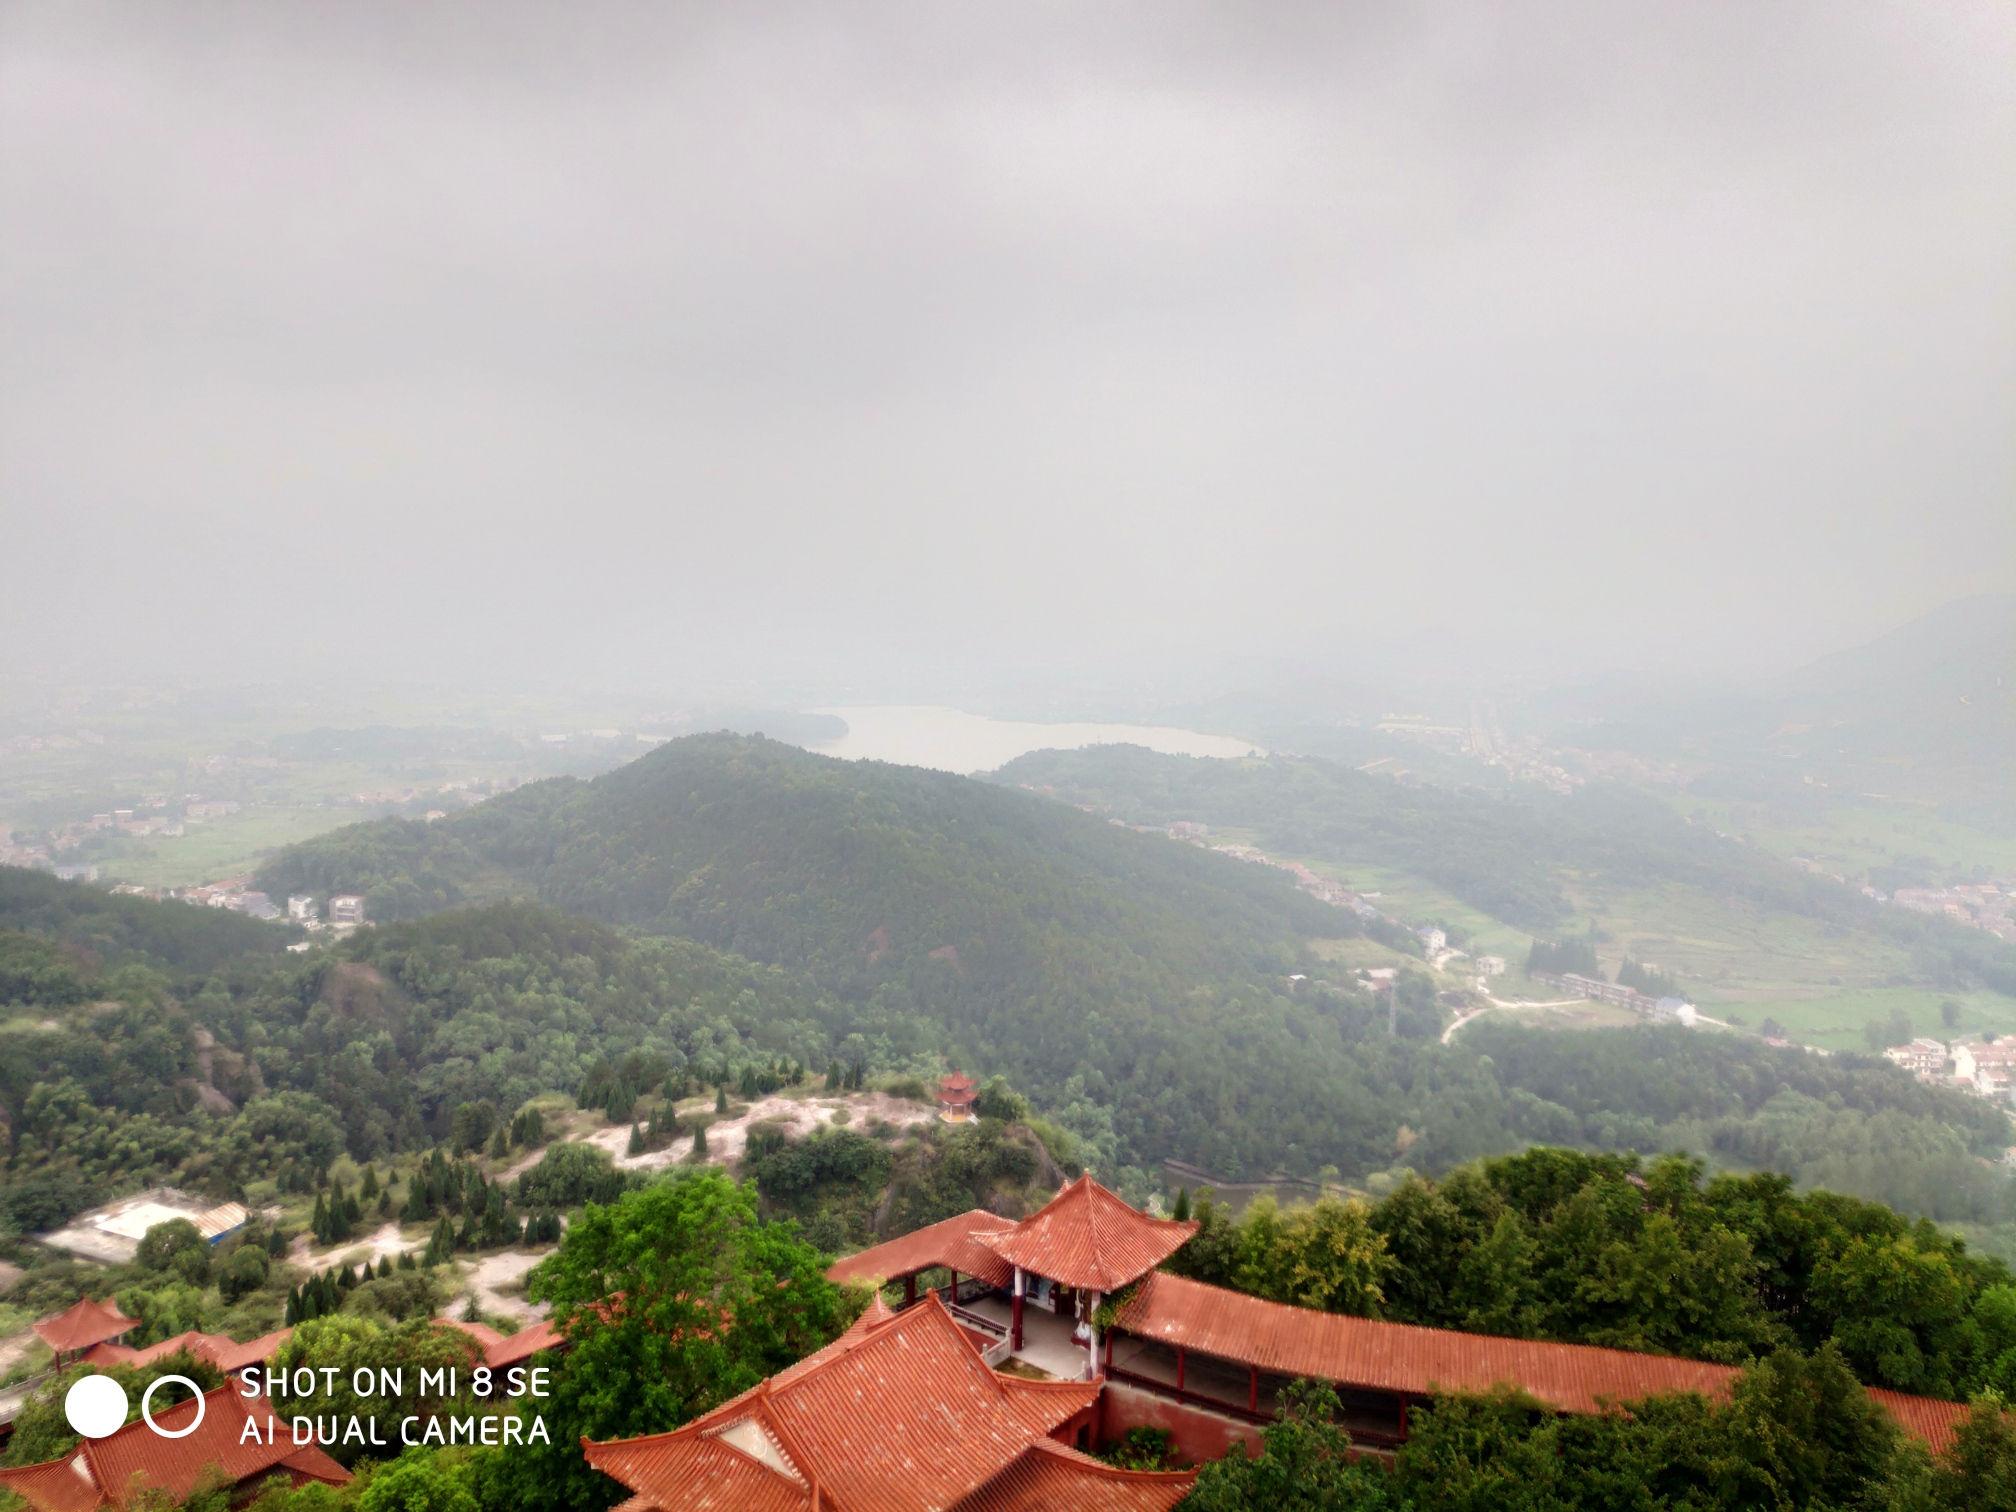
[739,1065,760,1100]
[1173,1187,1191,1223]
[825,1062,842,1092]
[398,1250,417,1271]
[692,1123,708,1159]
[627,1122,645,1156]
[378,1188,393,1217]
[267,1228,288,1258]
[377,1254,394,1279]
[310,1192,329,1244]
[715,1085,729,1114]
[359,1165,379,1199]
[489,1126,510,1160]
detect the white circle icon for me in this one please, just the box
[64,1375,128,1439]
[140,1376,204,1439]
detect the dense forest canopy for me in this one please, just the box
[0,870,2005,1244]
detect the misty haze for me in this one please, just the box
[0,4,2012,1509]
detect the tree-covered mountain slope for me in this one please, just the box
[0,864,294,976]
[259,736,1425,1175]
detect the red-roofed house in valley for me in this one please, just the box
[32,1300,136,1364]
[582,1293,1195,1512]
[0,1386,349,1511]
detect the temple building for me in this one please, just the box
[828,1173,1197,1384]
[0,1385,349,1511]
[822,1174,1977,1469]
[936,1070,979,1123]
[583,1291,1196,1511]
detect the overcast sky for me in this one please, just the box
[3,1,2011,700]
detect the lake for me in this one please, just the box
[806,705,1262,775]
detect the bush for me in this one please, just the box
[137,1218,207,1275]
[219,1244,269,1304]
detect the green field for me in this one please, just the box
[1710,986,2016,1053]
[94,805,365,889]
[1664,795,2016,878]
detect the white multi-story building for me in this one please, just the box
[328,894,366,926]
[1883,1039,1949,1077]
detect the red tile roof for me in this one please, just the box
[979,1176,1198,1293]
[84,1329,290,1375]
[485,1317,565,1369]
[1116,1271,1737,1414]
[947,1438,1193,1512]
[585,1293,1192,1512]
[825,1209,1018,1290]
[1868,1389,1974,1456]
[0,1385,350,1511]
[1114,1272,1981,1454]
[33,1300,136,1355]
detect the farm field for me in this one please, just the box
[93,804,365,889]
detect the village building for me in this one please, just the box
[0,1385,349,1510]
[1951,1040,2016,1085]
[1885,1038,1950,1078]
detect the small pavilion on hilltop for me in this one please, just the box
[937,1070,978,1123]
[828,1173,1197,1381]
[32,1297,136,1366]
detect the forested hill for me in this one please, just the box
[257,735,1405,1176]
[0,865,293,977]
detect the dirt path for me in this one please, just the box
[442,1248,550,1327]
[578,1090,939,1172]
[292,1220,426,1272]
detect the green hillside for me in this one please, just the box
[0,864,296,974]
[988,744,2016,1002]
[258,735,1437,1176]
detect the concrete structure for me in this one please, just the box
[286,894,318,922]
[328,893,366,926]
[36,1188,247,1265]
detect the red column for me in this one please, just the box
[1175,1346,1185,1393]
[904,1275,916,1307]
[1248,1366,1259,1415]
[1011,1286,1024,1352]
[949,1271,959,1306]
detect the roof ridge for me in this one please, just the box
[1021,1437,1196,1480]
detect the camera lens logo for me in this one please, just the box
[65,1374,206,1440]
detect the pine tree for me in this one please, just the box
[359,1165,379,1200]
[379,1189,393,1217]
[310,1193,329,1245]
[489,1126,509,1160]
[715,1085,728,1114]
[692,1123,708,1159]
[267,1229,287,1258]
[825,1062,842,1091]
[627,1122,645,1156]
[398,1250,417,1271]
[1173,1188,1191,1222]
[739,1065,760,1100]
[377,1255,394,1279]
